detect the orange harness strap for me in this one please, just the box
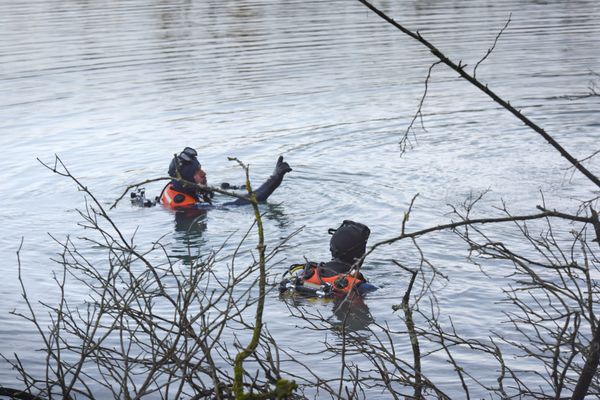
[303,264,364,294]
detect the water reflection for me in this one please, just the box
[174,207,209,235]
[330,295,374,333]
[169,202,290,265]
[169,209,209,265]
[259,202,289,228]
[280,292,374,334]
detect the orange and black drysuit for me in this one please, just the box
[302,260,367,294]
[280,260,376,297]
[279,220,377,296]
[162,153,291,209]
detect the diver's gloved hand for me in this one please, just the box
[273,155,292,178]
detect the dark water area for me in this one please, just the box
[1,0,599,397]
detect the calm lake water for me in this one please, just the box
[1,0,599,397]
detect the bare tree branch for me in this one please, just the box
[357,0,600,189]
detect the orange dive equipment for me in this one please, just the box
[279,262,367,297]
[160,184,198,209]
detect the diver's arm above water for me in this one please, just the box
[226,156,292,206]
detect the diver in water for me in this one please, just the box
[280,220,377,296]
[162,146,292,208]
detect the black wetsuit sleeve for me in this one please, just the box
[223,156,291,206]
[226,174,284,206]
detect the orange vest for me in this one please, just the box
[301,263,365,294]
[160,184,198,209]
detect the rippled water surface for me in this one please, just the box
[1,0,599,397]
